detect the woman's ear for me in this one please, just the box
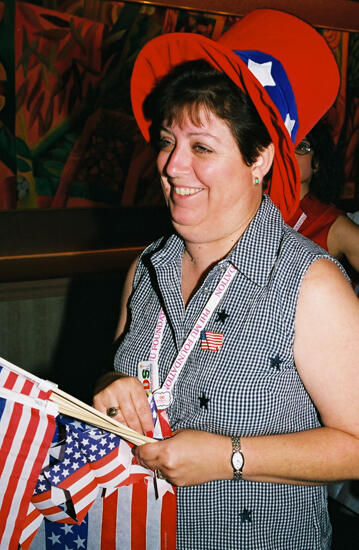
[312,156,319,174]
[251,143,275,183]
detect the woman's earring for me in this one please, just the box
[254,177,260,185]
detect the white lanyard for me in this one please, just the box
[151,264,238,409]
[292,211,307,232]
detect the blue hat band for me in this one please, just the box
[234,50,298,143]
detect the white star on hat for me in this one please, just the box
[284,113,296,136]
[248,59,276,87]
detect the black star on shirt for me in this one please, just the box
[269,353,283,371]
[199,392,210,409]
[240,508,252,523]
[216,309,229,324]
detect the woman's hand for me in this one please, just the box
[93,375,154,436]
[134,429,232,486]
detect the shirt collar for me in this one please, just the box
[149,195,284,287]
[227,195,284,287]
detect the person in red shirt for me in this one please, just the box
[287,121,359,274]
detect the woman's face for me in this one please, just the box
[156,107,263,245]
[295,138,315,197]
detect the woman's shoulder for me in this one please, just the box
[278,222,347,283]
[282,221,328,257]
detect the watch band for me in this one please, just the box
[231,435,244,480]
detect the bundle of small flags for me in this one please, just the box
[0,357,176,550]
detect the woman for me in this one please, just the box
[288,121,359,273]
[94,9,359,549]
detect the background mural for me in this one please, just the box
[0,0,359,211]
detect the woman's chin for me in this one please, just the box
[171,218,211,242]
[169,208,204,231]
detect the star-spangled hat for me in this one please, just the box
[130,9,340,220]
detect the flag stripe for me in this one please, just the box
[161,490,177,550]
[95,464,126,485]
[116,485,132,550]
[131,480,147,550]
[86,490,104,550]
[101,490,117,550]
[0,399,20,479]
[19,504,43,550]
[146,481,162,550]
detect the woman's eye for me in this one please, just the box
[158,137,174,151]
[193,143,212,154]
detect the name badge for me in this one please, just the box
[138,361,152,393]
[153,388,172,410]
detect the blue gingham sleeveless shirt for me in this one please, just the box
[114,195,341,549]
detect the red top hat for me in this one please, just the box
[131,9,339,220]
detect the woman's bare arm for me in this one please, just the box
[328,214,359,272]
[114,257,140,341]
[93,256,154,436]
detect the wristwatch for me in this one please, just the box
[231,435,244,480]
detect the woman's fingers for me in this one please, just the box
[135,430,232,486]
[93,376,154,435]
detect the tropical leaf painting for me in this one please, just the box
[0,0,358,209]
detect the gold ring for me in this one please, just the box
[106,407,118,417]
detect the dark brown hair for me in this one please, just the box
[306,120,345,205]
[143,59,272,167]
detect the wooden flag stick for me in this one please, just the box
[50,387,154,445]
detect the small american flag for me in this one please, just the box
[30,416,136,525]
[200,330,223,351]
[0,388,57,550]
[0,357,53,400]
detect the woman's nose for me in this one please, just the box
[165,145,190,178]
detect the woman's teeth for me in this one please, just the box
[174,187,202,196]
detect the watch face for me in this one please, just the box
[232,451,244,471]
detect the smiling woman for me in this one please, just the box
[93,9,359,550]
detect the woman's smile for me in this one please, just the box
[172,186,204,197]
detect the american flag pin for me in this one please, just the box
[200,330,223,351]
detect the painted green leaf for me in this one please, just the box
[17,156,32,172]
[15,137,32,159]
[35,176,58,196]
[41,160,64,177]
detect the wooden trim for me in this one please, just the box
[126,0,359,31]
[0,247,144,283]
[0,206,171,282]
